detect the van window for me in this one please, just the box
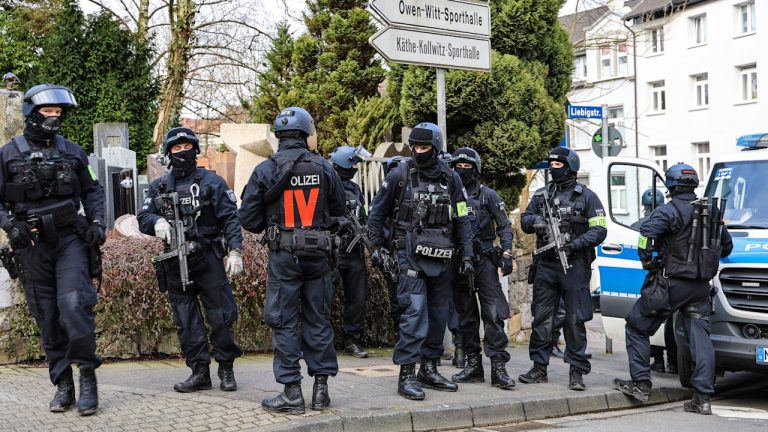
[706,161,768,229]
[608,163,667,231]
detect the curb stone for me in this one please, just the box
[259,386,690,431]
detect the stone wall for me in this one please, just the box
[1,90,24,145]
[507,252,534,344]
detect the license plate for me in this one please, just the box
[758,347,768,365]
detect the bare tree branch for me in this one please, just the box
[194,20,273,41]
[86,0,134,28]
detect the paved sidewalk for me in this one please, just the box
[0,336,691,432]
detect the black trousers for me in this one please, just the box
[392,251,452,365]
[18,233,102,385]
[529,258,593,373]
[265,251,338,384]
[336,247,369,344]
[453,254,510,361]
[168,250,242,368]
[625,277,713,395]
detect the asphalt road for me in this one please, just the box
[448,372,768,432]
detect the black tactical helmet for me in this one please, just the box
[451,147,482,174]
[163,127,200,155]
[665,163,699,188]
[22,84,78,117]
[547,147,580,173]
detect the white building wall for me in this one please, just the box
[635,0,767,180]
[566,12,637,187]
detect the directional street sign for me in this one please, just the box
[369,0,491,37]
[369,26,491,72]
[568,105,603,119]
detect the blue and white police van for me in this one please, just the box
[593,134,768,386]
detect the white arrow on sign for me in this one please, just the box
[369,0,491,37]
[369,26,491,72]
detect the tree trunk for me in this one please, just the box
[152,0,196,151]
[137,0,149,41]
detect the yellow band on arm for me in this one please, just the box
[588,216,607,227]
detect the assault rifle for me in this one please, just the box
[152,192,199,291]
[533,187,572,274]
[344,209,399,284]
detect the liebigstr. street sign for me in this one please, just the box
[369,26,491,71]
[369,0,491,37]
[568,105,603,119]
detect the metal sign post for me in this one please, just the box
[601,104,609,158]
[437,68,447,151]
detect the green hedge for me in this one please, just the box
[1,232,396,362]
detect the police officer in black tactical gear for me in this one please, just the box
[0,85,105,415]
[448,148,516,390]
[615,163,732,415]
[520,147,607,391]
[239,107,346,415]
[382,156,406,336]
[138,127,244,394]
[367,122,474,401]
[329,145,372,358]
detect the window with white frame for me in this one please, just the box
[607,106,625,142]
[739,65,758,101]
[649,27,665,54]
[651,145,668,171]
[737,1,756,34]
[610,172,628,214]
[573,55,587,81]
[650,81,666,113]
[617,43,628,75]
[600,46,612,79]
[571,122,592,150]
[695,142,711,181]
[690,14,707,45]
[692,73,709,107]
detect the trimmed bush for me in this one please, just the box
[1,231,396,362]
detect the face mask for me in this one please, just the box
[169,148,197,175]
[26,111,62,137]
[413,147,437,168]
[336,166,358,180]
[550,166,570,183]
[455,167,476,187]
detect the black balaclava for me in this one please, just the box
[170,148,198,178]
[335,165,358,181]
[455,167,477,188]
[24,108,64,145]
[550,165,571,183]
[413,146,438,169]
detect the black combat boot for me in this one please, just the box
[398,364,425,400]
[451,352,484,383]
[490,357,516,390]
[174,363,213,393]
[518,363,548,384]
[667,362,678,375]
[452,344,466,369]
[684,392,712,415]
[344,341,368,358]
[217,361,237,391]
[77,366,98,416]
[568,369,586,391]
[311,375,330,411]
[614,378,651,402]
[651,355,665,373]
[262,382,305,415]
[49,374,75,412]
[417,359,458,392]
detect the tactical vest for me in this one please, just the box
[265,150,330,230]
[663,200,722,280]
[4,135,81,223]
[156,169,218,239]
[394,162,455,262]
[343,181,363,221]
[468,186,495,242]
[538,184,590,260]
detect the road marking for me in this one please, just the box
[712,405,768,420]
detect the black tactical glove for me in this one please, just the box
[500,256,513,276]
[371,247,389,269]
[532,215,548,236]
[3,220,33,250]
[84,221,105,248]
[459,257,474,275]
[642,259,663,271]
[559,238,583,255]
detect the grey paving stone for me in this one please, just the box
[567,393,609,414]
[523,397,570,420]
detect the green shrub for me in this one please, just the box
[1,231,396,362]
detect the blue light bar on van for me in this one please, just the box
[737,133,768,148]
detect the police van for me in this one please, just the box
[593,134,768,386]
